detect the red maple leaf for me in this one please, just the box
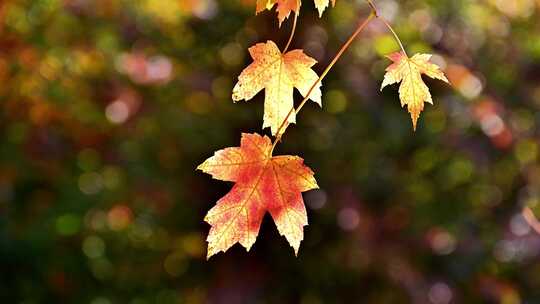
[198,133,318,258]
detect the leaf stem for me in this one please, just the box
[365,0,379,17]
[364,0,407,57]
[283,12,299,53]
[270,9,377,155]
[378,16,408,57]
[523,207,540,235]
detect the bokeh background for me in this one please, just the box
[1,0,540,303]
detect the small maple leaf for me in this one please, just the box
[256,0,299,26]
[380,52,449,130]
[232,41,322,136]
[197,133,318,259]
[256,0,336,25]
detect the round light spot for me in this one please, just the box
[106,100,129,124]
[108,205,133,231]
[305,189,327,210]
[428,282,453,304]
[78,172,103,195]
[480,114,504,137]
[83,235,106,259]
[164,252,187,277]
[337,208,360,231]
[510,214,530,236]
[429,230,457,255]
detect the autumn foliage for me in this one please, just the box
[199,0,449,258]
[198,133,318,258]
[232,41,322,136]
[381,52,449,130]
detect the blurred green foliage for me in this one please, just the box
[1,0,540,303]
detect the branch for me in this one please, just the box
[283,12,299,53]
[271,8,377,154]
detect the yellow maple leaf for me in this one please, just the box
[232,41,322,136]
[198,133,318,258]
[380,52,449,130]
[256,0,336,25]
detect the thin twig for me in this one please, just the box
[379,17,408,57]
[523,207,540,235]
[283,12,299,53]
[365,0,379,17]
[270,9,377,154]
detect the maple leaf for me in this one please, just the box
[380,52,449,130]
[197,133,318,259]
[232,41,322,136]
[256,0,336,25]
[256,0,299,26]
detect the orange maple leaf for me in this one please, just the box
[197,133,319,258]
[232,41,322,136]
[256,0,336,25]
[381,52,449,130]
